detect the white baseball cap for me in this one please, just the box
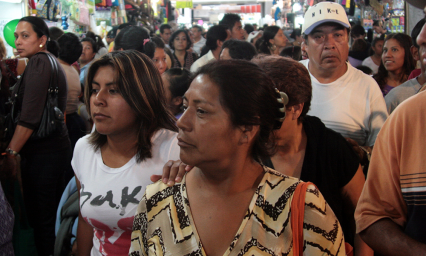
[302,2,351,35]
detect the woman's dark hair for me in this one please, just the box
[49,27,64,41]
[369,36,384,56]
[373,33,416,90]
[221,39,257,60]
[254,37,263,52]
[351,38,368,52]
[0,38,6,59]
[19,16,59,57]
[86,31,106,50]
[85,50,177,162]
[144,36,165,59]
[114,26,150,53]
[280,45,302,61]
[350,24,366,39]
[258,26,280,54]
[58,33,83,65]
[252,55,311,121]
[81,37,98,53]
[194,60,281,160]
[164,68,192,99]
[169,29,192,51]
[290,29,301,40]
[164,47,175,67]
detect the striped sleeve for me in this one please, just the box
[303,184,346,256]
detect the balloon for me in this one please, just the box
[3,19,20,49]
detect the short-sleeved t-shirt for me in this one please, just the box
[130,167,346,256]
[361,56,379,74]
[300,59,388,147]
[263,115,359,244]
[355,90,426,243]
[384,78,422,114]
[72,129,179,256]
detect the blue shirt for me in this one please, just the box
[79,61,93,86]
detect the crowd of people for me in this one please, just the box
[0,2,425,256]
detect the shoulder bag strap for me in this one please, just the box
[43,52,58,92]
[291,182,352,256]
[291,181,316,256]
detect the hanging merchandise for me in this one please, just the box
[70,0,91,26]
[36,0,61,21]
[61,15,69,30]
[87,0,96,13]
[109,0,126,24]
[59,0,73,17]
[176,0,192,9]
[369,0,384,16]
[29,0,36,9]
[111,8,118,25]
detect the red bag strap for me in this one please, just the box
[291,182,353,256]
[291,181,316,256]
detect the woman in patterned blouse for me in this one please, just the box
[130,60,347,256]
[169,29,197,70]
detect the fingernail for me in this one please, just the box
[175,177,181,182]
[167,181,174,186]
[163,178,168,184]
[185,166,191,171]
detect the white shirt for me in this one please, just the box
[95,47,109,60]
[190,50,216,73]
[192,37,206,56]
[72,129,180,256]
[300,59,388,146]
[362,57,380,74]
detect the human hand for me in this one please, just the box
[150,160,193,186]
[0,155,19,180]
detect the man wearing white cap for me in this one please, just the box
[300,2,387,167]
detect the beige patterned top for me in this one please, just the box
[129,167,346,256]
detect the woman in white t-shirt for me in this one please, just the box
[361,37,384,74]
[72,50,179,256]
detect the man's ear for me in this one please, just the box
[172,96,183,107]
[217,39,224,49]
[411,45,419,61]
